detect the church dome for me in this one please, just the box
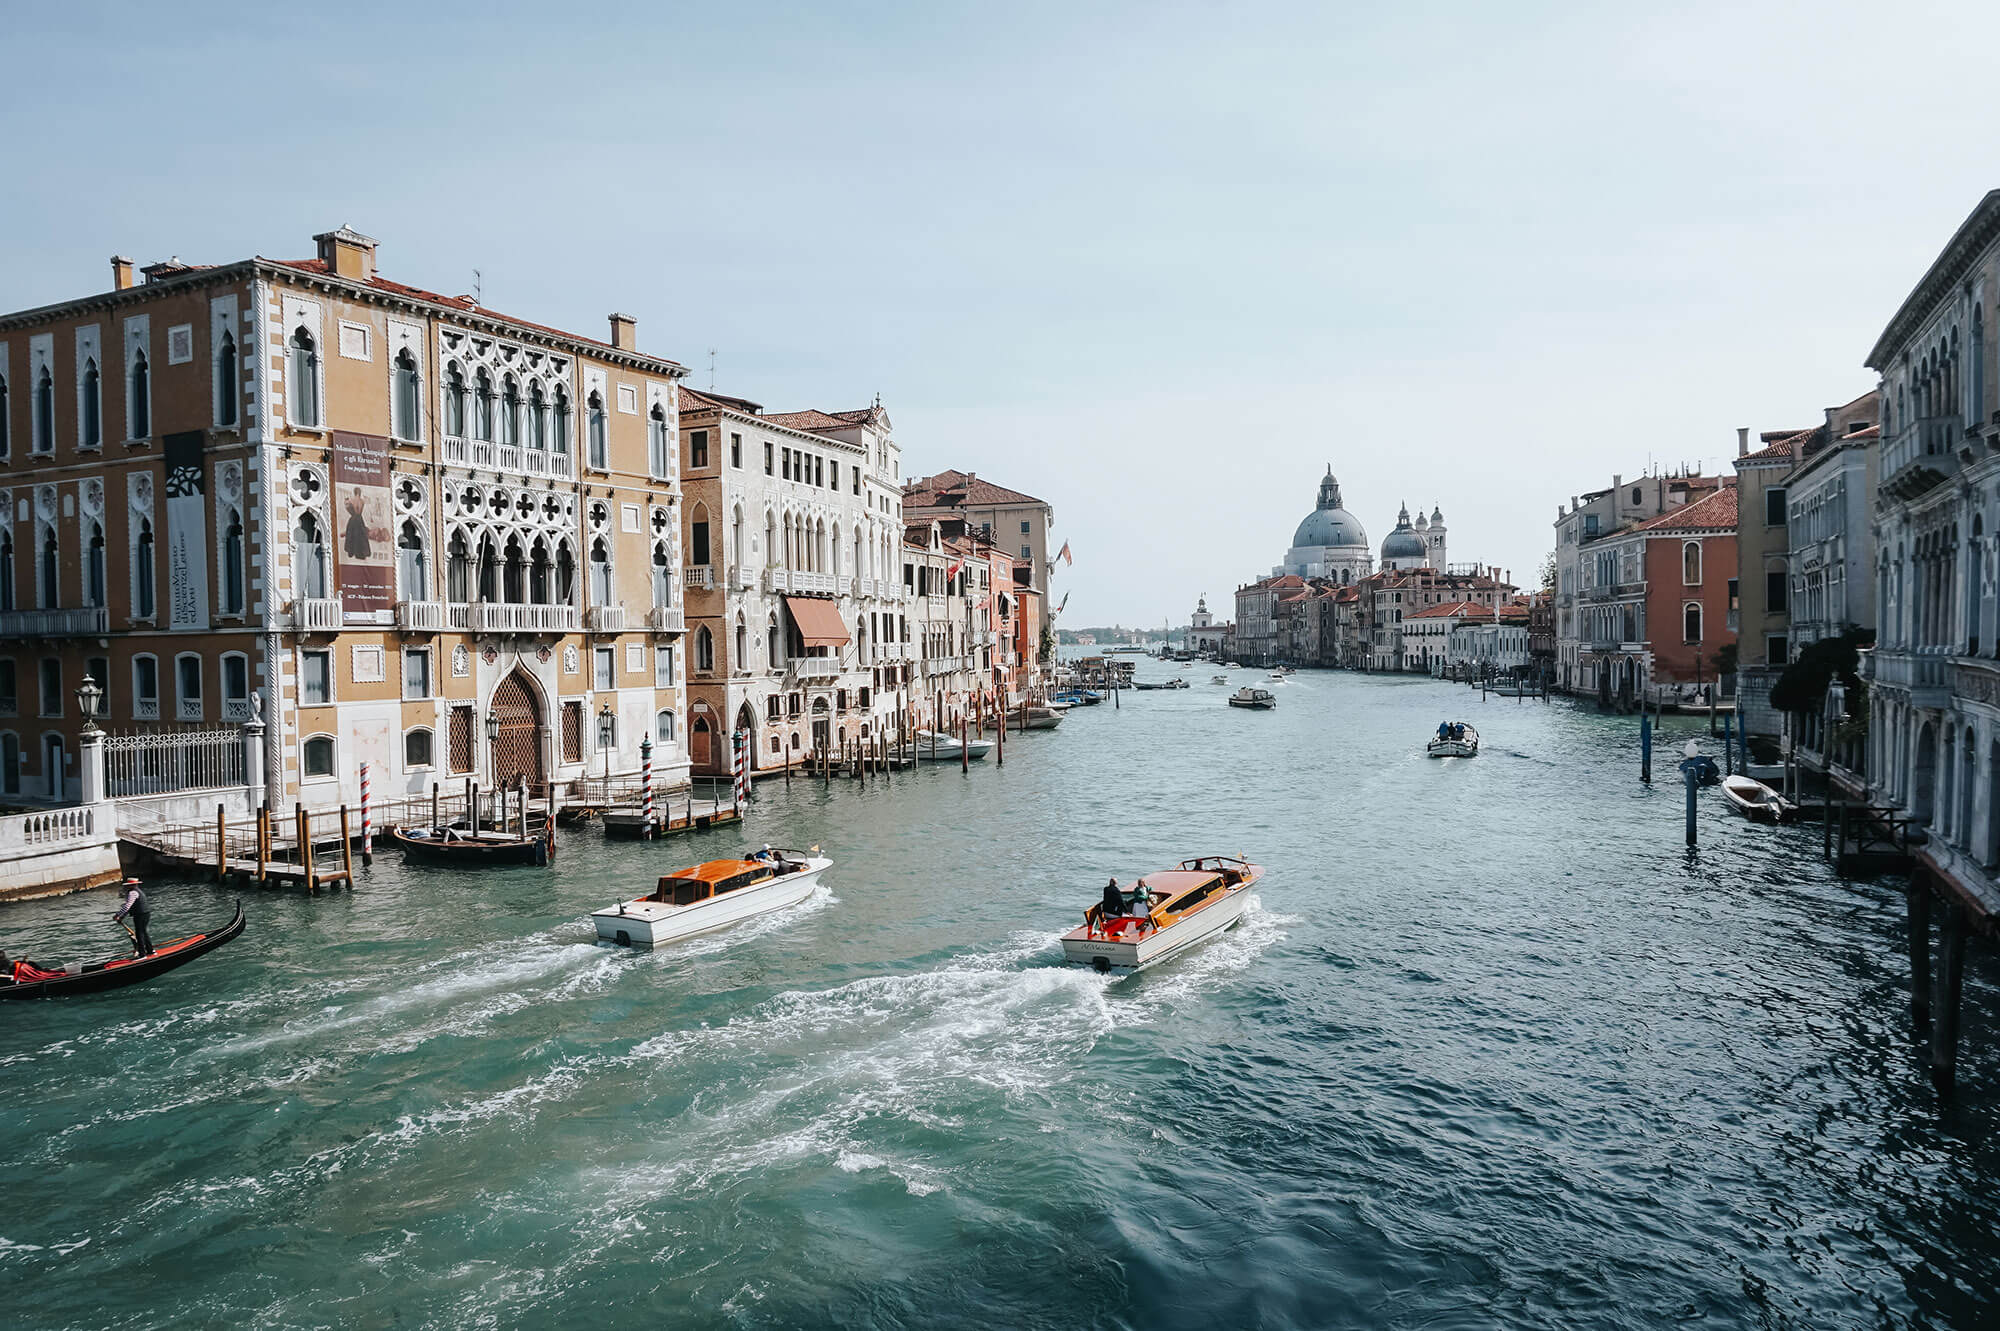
[1381,504,1427,561]
[1292,468,1369,550]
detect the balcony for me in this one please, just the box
[396,600,446,633]
[0,607,110,637]
[876,641,909,660]
[1880,418,1959,503]
[469,602,579,634]
[1867,648,1952,709]
[683,567,715,591]
[585,605,627,634]
[290,597,344,632]
[730,564,754,591]
[854,577,876,599]
[647,606,685,633]
[764,568,791,594]
[791,656,841,681]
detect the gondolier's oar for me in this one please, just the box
[114,917,138,948]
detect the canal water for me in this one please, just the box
[4,668,1998,1330]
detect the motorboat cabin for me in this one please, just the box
[593,849,831,949]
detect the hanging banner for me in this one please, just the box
[332,430,395,624]
[163,430,209,629]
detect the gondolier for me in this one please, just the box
[114,883,154,956]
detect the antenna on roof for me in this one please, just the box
[708,348,717,391]
[472,269,482,306]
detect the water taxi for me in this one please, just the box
[592,849,831,948]
[1228,686,1277,709]
[1061,856,1263,972]
[1426,722,1478,757]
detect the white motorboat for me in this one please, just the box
[1228,687,1277,709]
[1720,774,1797,823]
[593,849,831,949]
[1061,856,1263,972]
[898,730,994,761]
[1211,675,1228,685]
[1426,722,1479,757]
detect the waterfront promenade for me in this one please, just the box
[3,668,1996,1329]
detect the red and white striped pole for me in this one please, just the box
[359,761,372,865]
[641,734,654,837]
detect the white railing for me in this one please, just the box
[223,696,253,722]
[800,571,838,594]
[3,804,104,848]
[291,597,344,631]
[648,606,685,633]
[443,437,469,465]
[585,605,627,634]
[397,600,446,632]
[498,443,522,472]
[764,568,790,594]
[0,607,111,636]
[926,595,947,614]
[684,567,715,590]
[874,641,909,660]
[1870,649,1950,693]
[470,439,498,468]
[731,565,754,590]
[448,603,472,630]
[470,602,579,633]
[106,727,247,798]
[792,657,841,680]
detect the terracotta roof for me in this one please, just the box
[903,469,1048,509]
[1738,428,1815,465]
[677,384,764,416]
[1630,483,1739,534]
[1843,424,1881,439]
[268,258,687,370]
[1405,601,1496,620]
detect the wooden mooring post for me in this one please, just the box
[339,805,355,886]
[215,803,227,883]
[256,803,269,884]
[1933,898,1969,1098]
[1908,881,1933,1040]
[1640,711,1652,784]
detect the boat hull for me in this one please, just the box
[391,828,549,866]
[593,863,827,948]
[1061,886,1250,972]
[1,902,246,1000]
[1426,741,1478,757]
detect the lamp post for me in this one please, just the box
[598,700,615,796]
[484,708,500,788]
[76,677,104,735]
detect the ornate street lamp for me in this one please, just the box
[76,676,104,735]
[598,700,616,791]
[484,709,501,788]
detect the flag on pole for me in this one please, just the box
[947,557,964,580]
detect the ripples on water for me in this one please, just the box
[4,669,1998,1329]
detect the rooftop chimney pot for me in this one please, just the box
[609,313,637,351]
[110,256,136,291]
[1736,426,1749,457]
[313,226,377,282]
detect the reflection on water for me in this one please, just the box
[2,668,1997,1330]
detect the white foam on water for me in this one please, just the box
[1105,894,1295,1008]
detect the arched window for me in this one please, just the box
[652,541,672,607]
[398,519,428,599]
[1683,601,1702,643]
[735,613,747,665]
[649,403,670,477]
[0,371,9,459]
[224,511,245,614]
[86,522,105,607]
[556,539,576,604]
[392,349,421,440]
[34,365,54,452]
[135,519,156,617]
[552,384,571,450]
[530,537,552,604]
[404,727,434,770]
[587,391,607,469]
[129,350,150,439]
[590,535,613,604]
[655,710,676,743]
[694,625,715,673]
[429,365,459,442]
[81,358,101,447]
[0,531,12,612]
[1682,541,1701,585]
[302,734,336,779]
[294,512,326,600]
[529,384,548,450]
[474,370,495,441]
[288,329,319,427]
[216,332,238,427]
[447,529,471,602]
[734,506,746,569]
[503,536,526,603]
[768,611,784,668]
[500,375,520,446]
[40,527,59,607]
[477,533,499,600]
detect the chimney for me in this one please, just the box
[1736,426,1749,457]
[313,226,377,282]
[110,256,136,291]
[609,313,637,351]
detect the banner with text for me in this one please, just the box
[163,430,209,629]
[332,430,395,624]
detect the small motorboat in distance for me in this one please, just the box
[1426,722,1479,757]
[1211,675,1228,685]
[898,730,994,762]
[1721,774,1797,823]
[593,848,831,948]
[1062,856,1263,972]
[1228,686,1277,709]
[2,902,246,1000]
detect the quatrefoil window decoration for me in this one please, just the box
[515,493,535,519]
[489,489,510,516]
[461,485,482,511]
[395,477,425,513]
[289,467,323,507]
[541,496,563,523]
[589,501,609,530]
[650,508,670,536]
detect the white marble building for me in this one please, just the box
[1274,469,1373,584]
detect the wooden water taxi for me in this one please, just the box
[389,823,553,866]
[592,849,832,948]
[1720,774,1797,823]
[1228,686,1277,709]
[1426,722,1479,757]
[1061,857,1262,972]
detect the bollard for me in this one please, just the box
[1640,712,1652,784]
[1680,740,1700,848]
[961,709,969,773]
[360,761,373,866]
[431,782,440,835]
[642,735,654,838]
[1722,713,1734,777]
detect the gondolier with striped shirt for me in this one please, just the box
[114,884,154,957]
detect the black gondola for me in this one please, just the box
[388,825,552,867]
[1,902,246,1000]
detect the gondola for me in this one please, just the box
[389,824,552,867]
[1,901,246,1000]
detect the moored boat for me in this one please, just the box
[1721,774,1797,823]
[896,730,994,762]
[1228,686,1277,709]
[389,823,553,866]
[1426,722,1479,757]
[593,849,831,948]
[1061,856,1262,972]
[1,902,246,1000]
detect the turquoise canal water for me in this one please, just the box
[4,668,1999,1329]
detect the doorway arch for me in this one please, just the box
[490,670,544,790]
[690,712,714,772]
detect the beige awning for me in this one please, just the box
[784,596,850,648]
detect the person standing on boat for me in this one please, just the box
[113,884,154,957]
[1102,878,1125,918]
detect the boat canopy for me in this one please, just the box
[784,596,850,647]
[652,859,774,906]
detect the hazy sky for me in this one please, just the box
[6,1,1996,626]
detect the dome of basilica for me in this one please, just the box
[1292,469,1368,550]
[1380,503,1428,561]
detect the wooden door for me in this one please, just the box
[491,671,543,789]
[690,715,713,770]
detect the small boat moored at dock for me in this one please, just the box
[1426,722,1479,757]
[1228,687,1277,709]
[1061,856,1262,972]
[593,849,831,948]
[897,730,994,762]
[2,902,246,1000]
[1721,774,1797,823]
[389,823,553,866]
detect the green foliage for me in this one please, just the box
[1711,642,1738,678]
[1769,628,1874,715]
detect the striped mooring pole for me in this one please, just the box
[359,762,373,865]
[641,735,654,837]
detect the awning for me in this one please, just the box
[784,596,850,648]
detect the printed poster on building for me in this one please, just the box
[163,430,209,629]
[332,430,395,624]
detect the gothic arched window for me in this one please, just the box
[445,363,467,437]
[393,349,421,440]
[587,391,607,469]
[474,370,495,441]
[216,332,238,427]
[398,519,428,599]
[288,329,319,427]
[447,530,471,602]
[293,512,325,601]
[86,522,105,607]
[128,350,150,439]
[224,511,245,613]
[81,358,101,447]
[136,518,158,616]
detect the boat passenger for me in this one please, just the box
[1437,722,1450,740]
[0,950,67,983]
[1101,879,1124,919]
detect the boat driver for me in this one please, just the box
[1102,878,1124,918]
